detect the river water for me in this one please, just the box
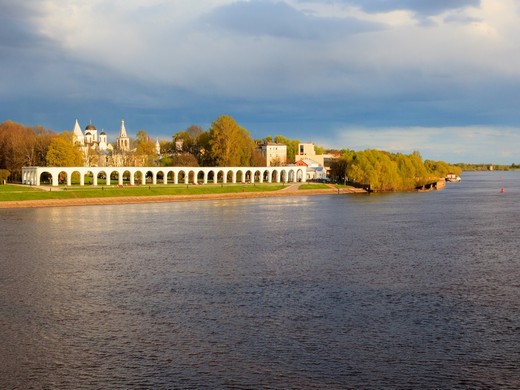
[1,171,520,389]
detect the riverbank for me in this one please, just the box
[0,185,366,209]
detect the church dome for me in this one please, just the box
[85,123,97,131]
[100,131,106,135]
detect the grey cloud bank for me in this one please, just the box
[1,0,520,164]
[337,0,481,17]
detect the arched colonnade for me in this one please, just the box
[21,166,307,187]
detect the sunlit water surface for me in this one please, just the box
[1,171,520,389]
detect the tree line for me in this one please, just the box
[2,116,462,190]
[0,120,56,182]
[162,117,309,168]
[161,116,265,167]
[329,149,462,191]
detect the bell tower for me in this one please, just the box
[116,120,130,151]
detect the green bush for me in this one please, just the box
[0,169,10,184]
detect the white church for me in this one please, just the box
[72,119,159,167]
[72,119,132,152]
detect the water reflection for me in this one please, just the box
[1,172,520,388]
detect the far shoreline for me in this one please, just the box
[0,186,367,209]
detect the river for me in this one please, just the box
[1,171,519,389]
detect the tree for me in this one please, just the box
[135,129,157,165]
[32,125,55,166]
[208,115,255,166]
[0,169,10,183]
[314,145,325,155]
[329,156,349,183]
[46,132,84,167]
[338,149,462,191]
[170,125,210,166]
[186,125,204,140]
[196,131,212,166]
[169,153,199,167]
[172,131,191,153]
[0,120,55,182]
[251,149,267,167]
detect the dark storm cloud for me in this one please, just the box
[205,0,381,40]
[0,0,47,48]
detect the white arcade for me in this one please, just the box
[21,166,307,187]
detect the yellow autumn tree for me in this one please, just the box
[208,115,255,166]
[45,132,84,167]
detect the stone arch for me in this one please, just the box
[253,170,262,183]
[120,170,131,186]
[165,170,175,184]
[288,169,295,183]
[280,170,288,183]
[66,169,81,186]
[263,169,270,183]
[156,170,165,183]
[236,170,245,183]
[95,170,108,186]
[39,170,52,186]
[244,170,253,183]
[297,168,305,182]
[105,169,115,186]
[196,170,204,184]
[57,170,68,186]
[178,170,187,184]
[83,170,93,186]
[189,170,196,184]
[206,169,215,184]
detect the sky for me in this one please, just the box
[2,0,520,164]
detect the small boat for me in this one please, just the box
[445,173,461,182]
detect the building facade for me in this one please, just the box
[116,120,130,152]
[294,143,324,166]
[259,143,287,167]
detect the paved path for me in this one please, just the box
[9,183,59,192]
[280,183,301,191]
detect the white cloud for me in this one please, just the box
[27,0,520,99]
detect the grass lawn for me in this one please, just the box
[0,184,44,193]
[298,183,332,190]
[0,183,287,202]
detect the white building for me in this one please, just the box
[72,119,139,167]
[295,158,327,181]
[116,120,130,152]
[155,138,161,155]
[72,119,113,152]
[259,143,287,166]
[294,142,324,166]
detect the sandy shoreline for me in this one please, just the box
[0,187,366,209]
